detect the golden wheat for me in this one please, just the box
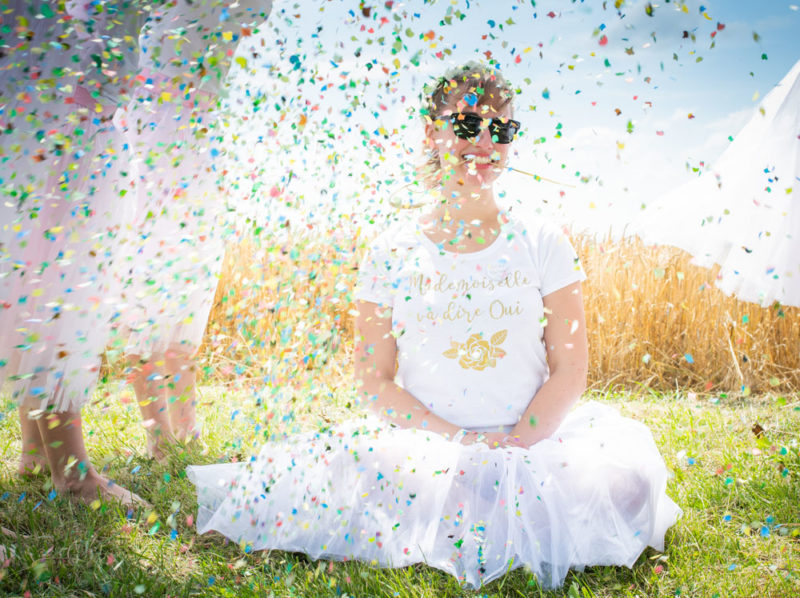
[200,233,799,395]
[576,236,799,394]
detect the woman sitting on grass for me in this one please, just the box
[187,62,680,589]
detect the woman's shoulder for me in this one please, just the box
[503,209,573,247]
[356,218,422,302]
[365,216,422,254]
[504,209,586,292]
[359,217,424,271]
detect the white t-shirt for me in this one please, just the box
[356,212,586,431]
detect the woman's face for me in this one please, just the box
[425,94,515,189]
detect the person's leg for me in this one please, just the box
[127,354,177,462]
[164,348,198,443]
[36,409,146,505]
[18,405,48,476]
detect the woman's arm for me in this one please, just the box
[507,281,588,447]
[354,300,497,444]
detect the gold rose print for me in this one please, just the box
[443,330,507,371]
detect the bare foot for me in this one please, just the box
[185,434,207,450]
[142,419,179,464]
[60,470,150,507]
[175,423,203,448]
[158,434,208,465]
[17,453,49,478]
[146,433,181,464]
[173,425,200,443]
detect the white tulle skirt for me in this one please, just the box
[115,82,227,358]
[187,402,681,589]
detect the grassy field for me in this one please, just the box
[2,234,799,596]
[1,380,798,597]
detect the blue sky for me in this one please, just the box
[222,0,800,236]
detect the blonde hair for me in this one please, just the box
[418,62,516,184]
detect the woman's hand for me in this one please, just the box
[459,431,521,449]
[503,427,542,449]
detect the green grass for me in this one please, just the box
[1,381,798,597]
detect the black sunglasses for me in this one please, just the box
[448,112,521,144]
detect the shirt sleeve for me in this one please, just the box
[537,222,587,297]
[354,232,398,307]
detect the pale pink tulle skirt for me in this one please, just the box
[114,82,228,358]
[0,100,133,411]
[113,0,276,358]
[187,402,681,589]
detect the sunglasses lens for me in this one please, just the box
[490,120,519,144]
[451,114,482,139]
[450,113,519,144]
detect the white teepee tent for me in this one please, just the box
[637,59,800,307]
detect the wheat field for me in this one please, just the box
[199,231,799,395]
